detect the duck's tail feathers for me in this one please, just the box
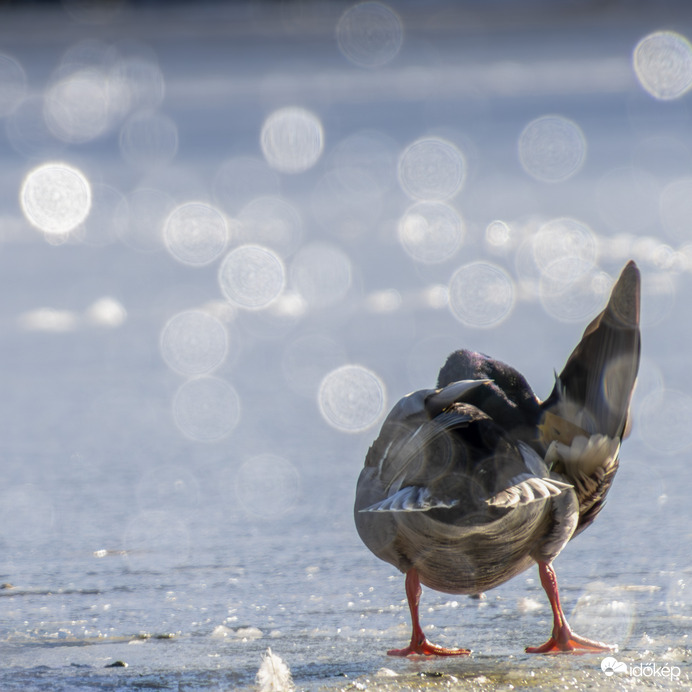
[542,260,641,440]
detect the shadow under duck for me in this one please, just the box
[354,260,641,655]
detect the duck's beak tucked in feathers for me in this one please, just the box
[354,261,641,656]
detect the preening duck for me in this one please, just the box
[354,260,641,655]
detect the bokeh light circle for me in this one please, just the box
[318,364,386,433]
[44,69,109,144]
[218,244,285,310]
[336,2,404,69]
[260,107,324,174]
[123,510,190,572]
[532,217,597,280]
[163,202,228,266]
[20,162,91,235]
[398,137,465,201]
[633,31,692,100]
[398,201,464,264]
[235,453,301,519]
[290,242,352,308]
[485,220,513,250]
[136,465,200,517]
[237,196,302,254]
[160,310,227,376]
[539,260,610,323]
[172,376,240,442]
[448,262,515,328]
[518,115,586,183]
[109,50,166,116]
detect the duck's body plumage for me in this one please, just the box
[354,261,641,655]
[355,387,572,594]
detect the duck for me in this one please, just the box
[354,260,641,655]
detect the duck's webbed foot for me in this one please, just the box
[526,561,616,655]
[526,628,615,654]
[390,569,470,657]
[388,637,470,657]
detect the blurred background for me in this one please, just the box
[0,1,691,689]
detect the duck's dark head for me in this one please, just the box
[437,349,542,436]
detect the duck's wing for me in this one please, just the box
[360,397,571,520]
[354,381,489,526]
[362,467,571,513]
[361,484,461,512]
[540,260,641,532]
[361,379,488,493]
[362,402,480,510]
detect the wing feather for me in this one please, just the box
[359,485,459,513]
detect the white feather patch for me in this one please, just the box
[486,475,572,508]
[545,434,620,477]
[360,485,459,512]
[256,648,294,692]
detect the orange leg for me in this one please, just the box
[388,569,470,657]
[525,562,615,654]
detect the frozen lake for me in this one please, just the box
[0,2,691,689]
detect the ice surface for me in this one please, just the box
[0,2,690,691]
